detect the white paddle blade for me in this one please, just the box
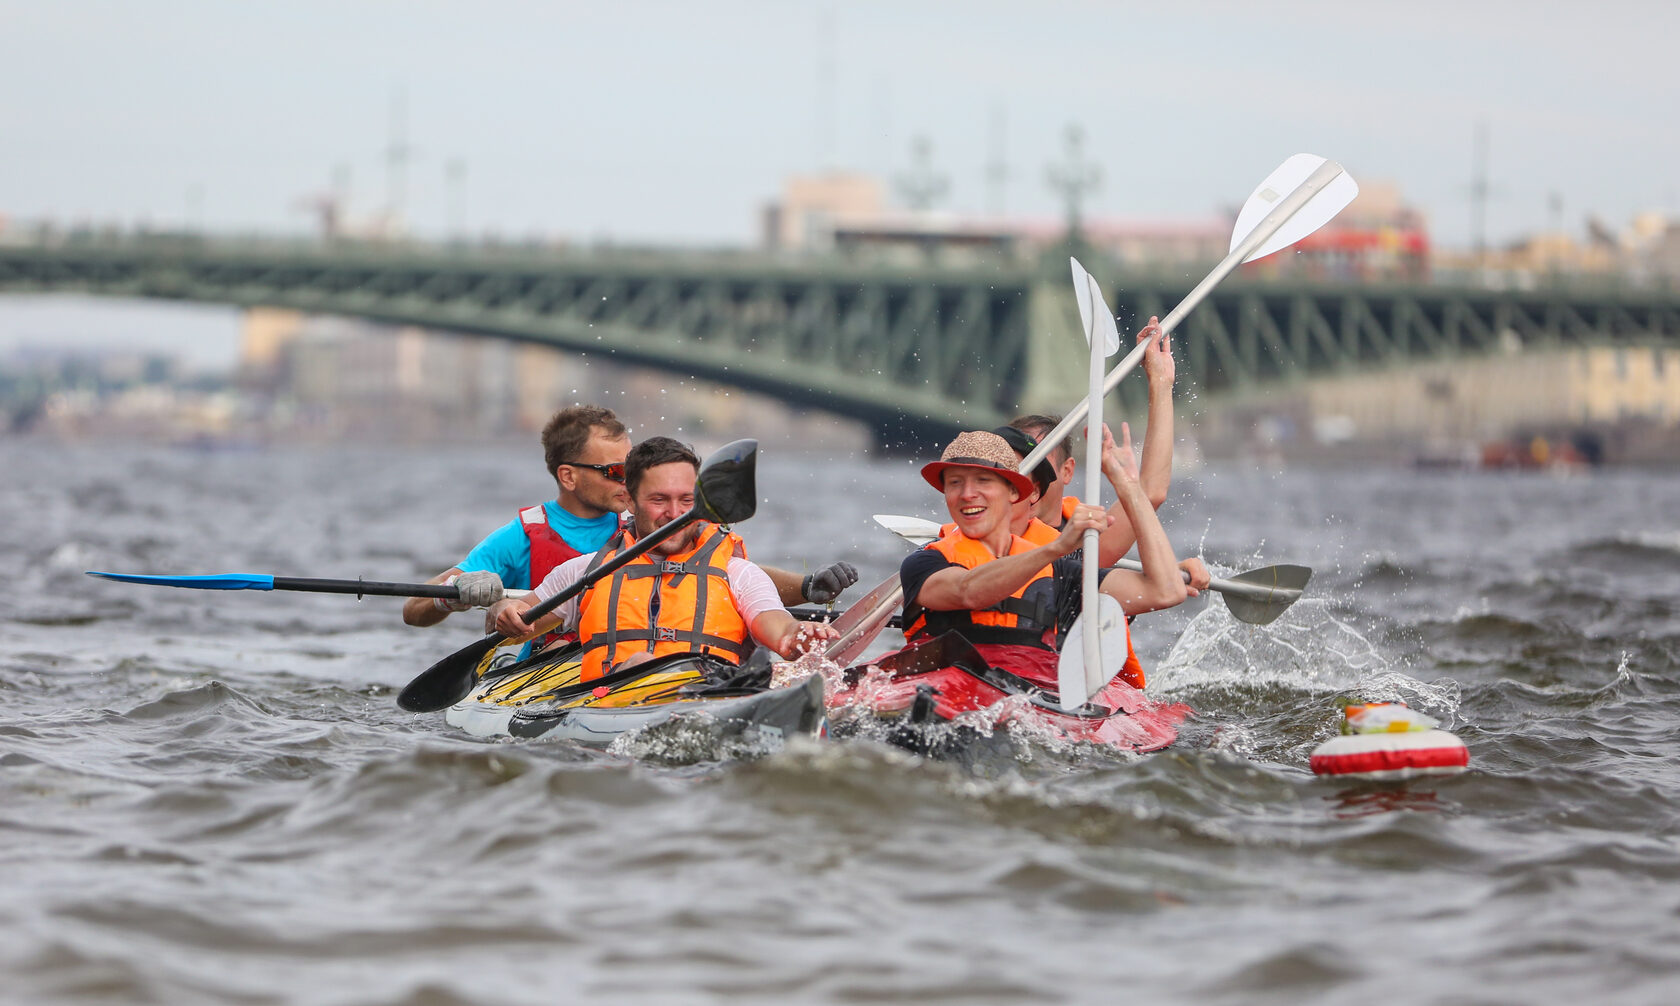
[1055,594,1127,711]
[1088,275,1122,356]
[1230,153,1358,263]
[1071,258,1122,356]
[1070,257,1096,343]
[873,513,942,547]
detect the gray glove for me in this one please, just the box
[443,570,505,611]
[801,561,859,605]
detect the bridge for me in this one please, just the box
[3,235,1678,449]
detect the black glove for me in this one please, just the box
[801,561,859,604]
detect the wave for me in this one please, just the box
[1553,534,1680,569]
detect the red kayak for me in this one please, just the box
[825,632,1189,754]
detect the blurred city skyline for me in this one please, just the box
[3,0,1677,250]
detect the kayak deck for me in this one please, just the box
[825,633,1189,754]
[445,647,826,750]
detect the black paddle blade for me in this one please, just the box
[396,633,501,712]
[696,439,758,524]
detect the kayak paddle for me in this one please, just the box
[86,570,531,601]
[872,514,1310,626]
[1059,257,1124,710]
[791,604,903,630]
[396,439,760,713]
[1016,154,1358,477]
[820,572,905,666]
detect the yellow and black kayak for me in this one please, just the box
[444,645,825,749]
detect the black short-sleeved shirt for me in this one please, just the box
[900,545,1087,631]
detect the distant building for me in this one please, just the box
[1206,343,1680,463]
[760,172,1430,279]
[272,316,523,439]
[1434,210,1680,287]
[761,173,888,252]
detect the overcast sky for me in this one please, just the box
[3,1,1676,367]
[4,0,1676,248]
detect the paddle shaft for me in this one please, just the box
[87,570,535,601]
[288,576,437,597]
[275,576,494,599]
[823,575,905,665]
[1110,558,1301,603]
[1080,271,1105,693]
[793,606,904,629]
[1017,159,1350,476]
[511,506,703,630]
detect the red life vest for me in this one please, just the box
[519,504,586,648]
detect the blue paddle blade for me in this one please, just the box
[86,571,277,591]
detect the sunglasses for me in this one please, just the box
[564,461,626,482]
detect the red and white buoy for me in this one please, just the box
[1310,703,1469,780]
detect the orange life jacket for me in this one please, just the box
[939,517,1060,545]
[1061,495,1081,523]
[574,522,751,681]
[1021,517,1060,546]
[904,531,1059,649]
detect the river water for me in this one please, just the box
[4,437,1678,1004]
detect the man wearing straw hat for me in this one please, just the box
[898,430,1189,689]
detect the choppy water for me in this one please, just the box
[4,438,1679,1004]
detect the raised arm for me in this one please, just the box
[1098,422,1188,617]
[1088,420,1170,566]
[1136,316,1175,508]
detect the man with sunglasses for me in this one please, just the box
[404,404,860,649]
[403,405,634,648]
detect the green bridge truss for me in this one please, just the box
[3,237,1677,448]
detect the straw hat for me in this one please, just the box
[920,431,1037,498]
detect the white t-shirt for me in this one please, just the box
[531,551,786,635]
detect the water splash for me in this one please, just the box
[1151,597,1462,725]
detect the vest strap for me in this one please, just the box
[591,627,749,658]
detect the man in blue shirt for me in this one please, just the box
[403,405,632,645]
[403,404,859,647]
